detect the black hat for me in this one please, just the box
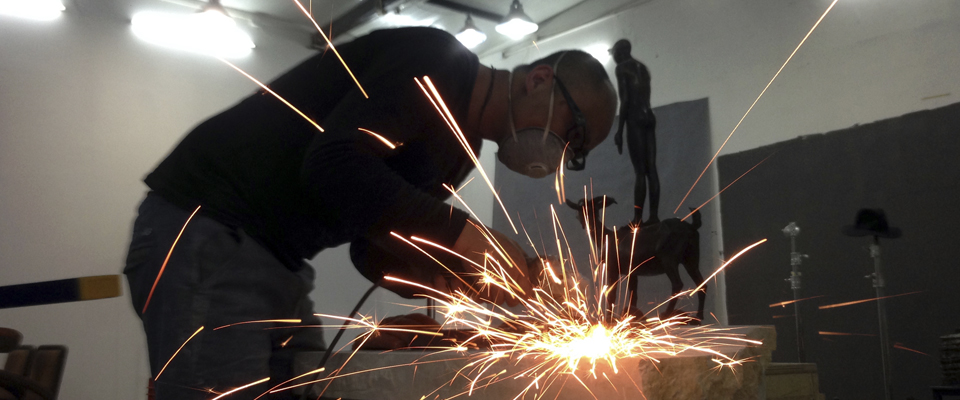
[842,208,902,239]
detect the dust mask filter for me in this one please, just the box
[497,53,572,179]
[497,128,569,178]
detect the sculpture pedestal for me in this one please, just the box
[294,325,776,400]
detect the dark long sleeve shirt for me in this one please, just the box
[145,28,481,282]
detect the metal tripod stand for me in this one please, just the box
[866,236,892,400]
[782,222,808,363]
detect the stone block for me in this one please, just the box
[293,325,777,400]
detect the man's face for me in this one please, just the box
[511,66,617,166]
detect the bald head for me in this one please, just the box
[517,50,617,151]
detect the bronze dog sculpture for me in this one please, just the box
[567,197,705,324]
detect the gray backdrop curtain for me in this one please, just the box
[719,101,960,399]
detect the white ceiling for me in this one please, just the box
[87,0,645,58]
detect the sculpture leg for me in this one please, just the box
[605,265,620,318]
[641,116,659,224]
[627,273,644,319]
[662,257,683,319]
[625,119,648,224]
[682,244,705,324]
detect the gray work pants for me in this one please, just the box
[124,192,325,400]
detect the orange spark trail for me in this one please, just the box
[674,0,840,213]
[692,239,767,294]
[357,128,399,149]
[271,359,457,393]
[155,326,204,379]
[769,295,826,308]
[142,205,200,313]
[894,343,929,356]
[213,319,302,331]
[555,158,565,205]
[211,377,270,400]
[415,76,518,234]
[449,176,476,219]
[291,0,369,99]
[217,58,324,132]
[681,152,776,222]
[391,231,478,293]
[253,368,325,400]
[818,291,922,310]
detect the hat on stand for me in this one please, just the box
[842,208,902,239]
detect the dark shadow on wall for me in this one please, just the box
[719,101,960,399]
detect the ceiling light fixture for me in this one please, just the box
[455,14,486,49]
[131,0,255,59]
[495,0,538,40]
[0,0,65,21]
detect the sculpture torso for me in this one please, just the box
[616,58,653,119]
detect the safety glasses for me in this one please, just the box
[553,76,588,170]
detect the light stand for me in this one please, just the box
[782,222,808,362]
[866,236,892,400]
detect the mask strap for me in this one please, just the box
[506,70,519,142]
[542,51,568,142]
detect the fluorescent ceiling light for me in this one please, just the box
[0,0,65,21]
[584,43,611,64]
[495,0,538,40]
[378,12,435,28]
[131,6,254,59]
[455,15,486,49]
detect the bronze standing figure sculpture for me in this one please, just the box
[612,39,660,225]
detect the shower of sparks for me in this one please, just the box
[357,127,400,149]
[211,377,270,400]
[818,291,922,310]
[217,58,324,132]
[275,266,763,399]
[769,295,827,308]
[213,319,302,331]
[265,203,768,399]
[415,75,518,233]
[291,0,369,99]
[142,205,200,313]
[155,326,204,380]
[674,0,840,213]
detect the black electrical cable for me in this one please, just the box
[297,280,379,400]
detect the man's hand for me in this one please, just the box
[447,221,533,307]
[614,130,624,154]
[354,313,441,350]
